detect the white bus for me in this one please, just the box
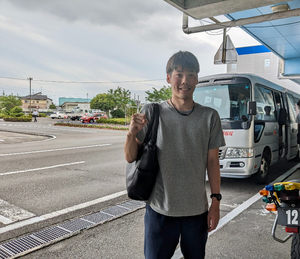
[194,73,300,184]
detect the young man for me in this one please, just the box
[124,51,225,259]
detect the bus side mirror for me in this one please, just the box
[247,101,257,115]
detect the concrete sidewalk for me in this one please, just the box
[2,167,300,259]
[18,192,292,259]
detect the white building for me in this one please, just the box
[227,45,300,94]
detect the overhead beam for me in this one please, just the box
[182,8,300,33]
[283,58,300,76]
[164,0,284,20]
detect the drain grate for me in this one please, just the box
[120,200,145,210]
[59,218,94,233]
[1,235,43,256]
[32,226,71,243]
[0,200,145,258]
[101,205,130,216]
[82,211,113,224]
[0,247,11,259]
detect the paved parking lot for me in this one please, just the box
[0,119,298,258]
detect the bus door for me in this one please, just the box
[254,84,279,162]
[286,93,299,159]
[274,92,287,159]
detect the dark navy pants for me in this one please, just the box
[144,205,208,259]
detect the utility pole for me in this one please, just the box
[28,77,33,113]
[137,95,140,112]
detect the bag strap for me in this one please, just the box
[150,103,159,144]
[143,103,159,145]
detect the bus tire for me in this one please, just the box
[291,233,300,259]
[252,152,269,184]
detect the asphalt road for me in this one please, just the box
[0,118,128,239]
[0,117,299,258]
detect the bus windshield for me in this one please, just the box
[194,83,251,121]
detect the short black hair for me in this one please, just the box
[166,51,199,75]
[297,100,300,107]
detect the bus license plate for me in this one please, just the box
[278,207,300,226]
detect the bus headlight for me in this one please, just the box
[225,148,254,158]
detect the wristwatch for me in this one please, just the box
[210,193,222,201]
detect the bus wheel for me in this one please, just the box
[252,152,269,184]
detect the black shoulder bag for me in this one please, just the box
[126,103,159,201]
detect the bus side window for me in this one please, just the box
[254,84,276,121]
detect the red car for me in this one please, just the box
[80,113,107,123]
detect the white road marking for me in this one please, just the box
[0,199,35,225]
[0,144,111,157]
[0,215,13,224]
[0,161,85,176]
[23,134,56,143]
[0,190,127,234]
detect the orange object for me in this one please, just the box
[259,189,269,196]
[266,204,277,211]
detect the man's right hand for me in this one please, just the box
[124,113,148,163]
[129,113,148,136]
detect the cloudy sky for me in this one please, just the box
[0,0,259,105]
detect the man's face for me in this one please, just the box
[167,66,198,101]
[238,93,245,100]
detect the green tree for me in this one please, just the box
[90,93,115,114]
[111,108,125,118]
[49,104,56,109]
[0,95,22,111]
[107,86,131,111]
[9,106,23,117]
[145,85,172,103]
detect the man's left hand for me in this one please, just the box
[207,201,220,232]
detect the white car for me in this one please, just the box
[50,111,69,119]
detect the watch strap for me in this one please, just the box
[210,193,222,201]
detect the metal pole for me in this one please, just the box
[222,28,226,64]
[125,107,126,126]
[28,77,33,113]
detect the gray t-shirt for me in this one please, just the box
[137,101,226,217]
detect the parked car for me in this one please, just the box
[50,111,69,119]
[80,113,107,123]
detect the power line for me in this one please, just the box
[0,76,166,84]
